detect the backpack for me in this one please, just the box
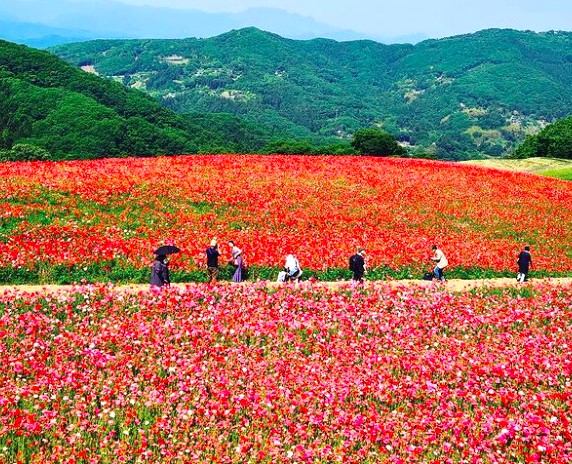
[349,254,357,272]
[423,272,434,281]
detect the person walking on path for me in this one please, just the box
[228,241,244,283]
[349,247,366,285]
[517,245,532,283]
[205,238,220,284]
[150,254,170,289]
[431,245,448,282]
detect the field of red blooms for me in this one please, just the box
[0,155,571,282]
[0,282,571,463]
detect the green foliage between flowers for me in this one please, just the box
[0,263,569,285]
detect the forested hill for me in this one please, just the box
[52,28,572,159]
[0,40,270,160]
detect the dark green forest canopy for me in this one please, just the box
[52,28,572,160]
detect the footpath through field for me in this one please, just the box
[1,277,571,294]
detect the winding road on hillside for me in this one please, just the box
[1,277,571,294]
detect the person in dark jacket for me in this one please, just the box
[517,245,532,283]
[349,248,366,284]
[150,254,170,289]
[206,238,220,284]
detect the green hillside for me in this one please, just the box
[52,28,572,160]
[0,40,271,160]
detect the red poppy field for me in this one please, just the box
[0,155,571,283]
[1,282,572,463]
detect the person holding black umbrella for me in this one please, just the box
[150,245,179,289]
[150,254,170,289]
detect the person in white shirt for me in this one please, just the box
[431,245,448,282]
[284,254,302,282]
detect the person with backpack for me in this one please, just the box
[349,248,366,284]
[205,238,220,284]
[517,245,532,283]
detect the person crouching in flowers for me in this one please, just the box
[430,244,448,282]
[150,254,170,289]
[228,240,244,283]
[284,254,302,282]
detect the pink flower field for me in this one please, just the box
[1,282,571,463]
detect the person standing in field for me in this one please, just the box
[150,254,170,289]
[517,245,532,283]
[430,245,448,282]
[228,240,244,283]
[349,247,366,285]
[205,238,220,284]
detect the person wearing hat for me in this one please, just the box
[205,238,220,284]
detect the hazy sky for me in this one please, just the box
[116,0,572,37]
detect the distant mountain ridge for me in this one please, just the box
[0,0,426,47]
[0,20,101,48]
[52,27,572,159]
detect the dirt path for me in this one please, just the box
[1,277,571,295]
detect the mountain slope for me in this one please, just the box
[52,28,572,159]
[0,40,270,159]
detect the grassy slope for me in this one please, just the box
[462,157,572,180]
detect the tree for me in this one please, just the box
[351,128,406,157]
[0,143,51,161]
[512,116,572,159]
[263,139,314,155]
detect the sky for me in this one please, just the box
[115,0,572,37]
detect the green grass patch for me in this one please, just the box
[538,167,572,181]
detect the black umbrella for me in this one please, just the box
[154,245,180,256]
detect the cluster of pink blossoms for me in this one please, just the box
[1,281,571,462]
